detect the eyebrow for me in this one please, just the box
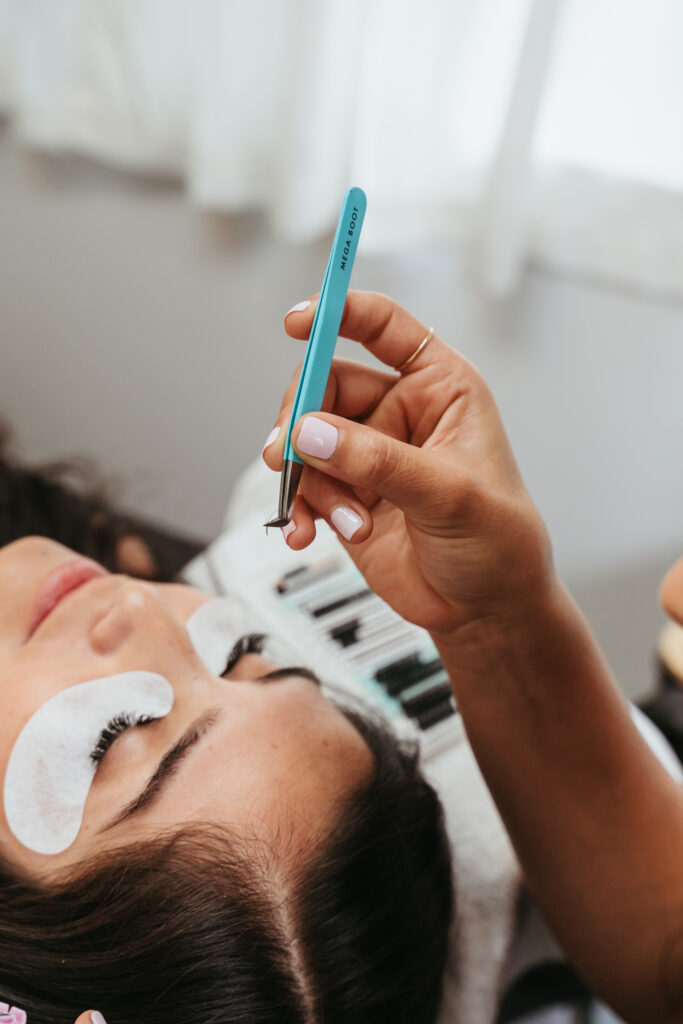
[258,666,322,687]
[100,707,222,833]
[99,667,322,833]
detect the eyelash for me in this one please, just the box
[221,632,266,675]
[90,712,155,766]
[89,634,266,767]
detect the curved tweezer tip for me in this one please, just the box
[264,515,290,530]
[264,460,304,533]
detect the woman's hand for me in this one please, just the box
[263,291,555,638]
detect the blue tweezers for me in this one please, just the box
[265,186,367,527]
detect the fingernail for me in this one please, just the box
[285,300,311,317]
[296,417,338,460]
[262,425,280,453]
[91,1012,107,1024]
[281,521,296,542]
[331,507,363,540]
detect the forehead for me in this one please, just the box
[159,683,374,847]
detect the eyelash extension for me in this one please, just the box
[222,632,266,676]
[90,711,155,766]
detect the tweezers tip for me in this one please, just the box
[264,515,291,531]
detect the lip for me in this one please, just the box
[27,559,109,640]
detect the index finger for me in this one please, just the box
[263,358,397,472]
[285,290,454,373]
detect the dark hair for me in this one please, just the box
[0,422,205,581]
[0,704,454,1024]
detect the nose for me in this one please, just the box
[89,579,171,655]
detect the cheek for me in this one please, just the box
[660,556,683,625]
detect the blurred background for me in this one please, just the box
[0,0,682,698]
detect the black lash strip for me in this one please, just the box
[221,632,266,676]
[90,711,154,766]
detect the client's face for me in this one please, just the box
[0,537,373,877]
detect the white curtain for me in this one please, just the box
[1,0,682,298]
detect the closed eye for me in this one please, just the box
[220,632,322,688]
[221,633,266,676]
[90,712,156,766]
[94,634,310,772]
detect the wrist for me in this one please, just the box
[430,574,604,702]
[428,490,560,651]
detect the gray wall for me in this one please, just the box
[1,129,682,699]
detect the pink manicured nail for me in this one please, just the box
[91,1012,107,1024]
[296,417,338,460]
[262,425,280,453]
[331,507,362,540]
[285,300,311,317]
[281,521,296,542]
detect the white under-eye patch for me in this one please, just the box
[186,595,301,675]
[185,596,261,675]
[3,672,173,856]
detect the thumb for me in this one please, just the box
[291,414,462,523]
[75,1013,107,1024]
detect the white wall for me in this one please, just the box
[1,130,682,699]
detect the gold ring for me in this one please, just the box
[394,327,435,373]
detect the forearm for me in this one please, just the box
[433,580,683,1024]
